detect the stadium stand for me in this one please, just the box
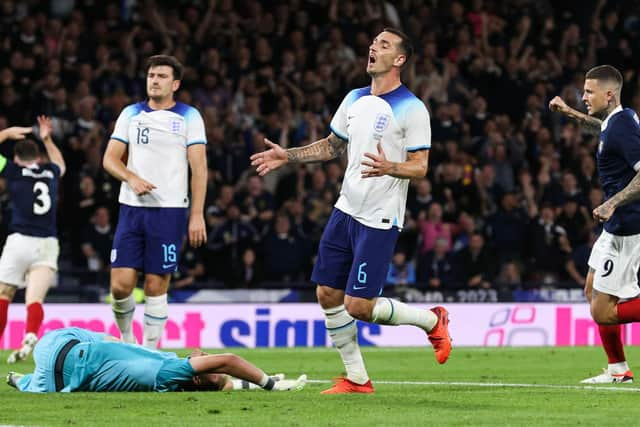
[0,0,639,302]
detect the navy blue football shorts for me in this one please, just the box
[111,205,187,274]
[311,208,399,299]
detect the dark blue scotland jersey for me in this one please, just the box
[0,156,60,238]
[597,107,640,236]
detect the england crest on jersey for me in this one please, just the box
[373,113,391,133]
[170,119,183,133]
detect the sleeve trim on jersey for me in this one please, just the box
[187,140,207,146]
[634,160,640,172]
[0,154,6,173]
[329,125,348,141]
[111,136,128,144]
[406,145,430,152]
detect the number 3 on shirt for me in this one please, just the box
[33,181,51,215]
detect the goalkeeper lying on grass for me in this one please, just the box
[6,327,306,392]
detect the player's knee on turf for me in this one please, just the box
[344,297,374,322]
[0,283,16,300]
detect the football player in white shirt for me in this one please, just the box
[102,55,207,349]
[251,28,452,394]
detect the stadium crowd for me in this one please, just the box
[0,0,639,293]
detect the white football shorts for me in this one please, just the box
[0,233,59,288]
[588,230,640,299]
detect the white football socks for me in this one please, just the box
[609,361,630,374]
[371,297,438,332]
[143,294,168,349]
[112,294,136,343]
[324,305,369,385]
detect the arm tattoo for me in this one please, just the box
[563,107,602,135]
[609,170,640,208]
[327,134,348,157]
[286,134,346,163]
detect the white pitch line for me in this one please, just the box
[307,379,640,393]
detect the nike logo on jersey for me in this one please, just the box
[162,263,176,269]
[353,284,368,290]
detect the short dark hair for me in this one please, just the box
[383,27,414,63]
[14,139,39,161]
[585,65,623,91]
[145,55,184,80]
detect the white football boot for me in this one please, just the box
[581,368,634,384]
[7,332,38,364]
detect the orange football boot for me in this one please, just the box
[428,306,452,364]
[321,377,374,394]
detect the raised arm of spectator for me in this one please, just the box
[122,26,140,78]
[516,16,531,56]
[195,0,217,45]
[328,0,338,22]
[0,126,31,144]
[545,51,563,79]
[38,116,66,176]
[144,0,174,53]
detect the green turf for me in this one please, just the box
[2,346,640,426]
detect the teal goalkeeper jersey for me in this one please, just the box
[17,328,195,392]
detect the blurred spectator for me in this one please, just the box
[417,237,456,290]
[451,211,476,252]
[236,174,275,235]
[455,233,497,289]
[386,251,416,286]
[527,204,572,283]
[417,202,454,255]
[262,214,310,282]
[407,178,434,219]
[565,230,598,287]
[171,245,206,290]
[81,206,114,272]
[231,247,264,288]
[495,261,523,290]
[207,204,258,283]
[485,191,530,264]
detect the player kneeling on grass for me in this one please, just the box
[6,327,306,393]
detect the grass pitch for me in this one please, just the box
[2,345,640,426]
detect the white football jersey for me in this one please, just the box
[330,85,431,229]
[110,101,207,208]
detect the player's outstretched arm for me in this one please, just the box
[189,353,306,391]
[0,126,32,144]
[549,96,602,135]
[361,144,428,179]
[37,116,66,176]
[250,133,346,176]
[102,139,156,196]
